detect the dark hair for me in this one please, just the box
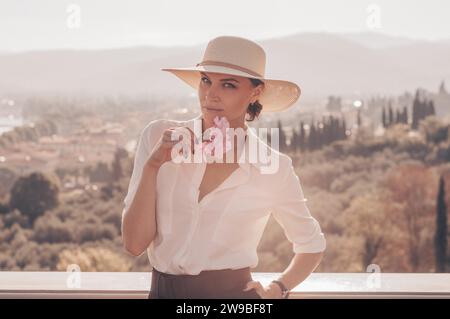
[245,78,264,122]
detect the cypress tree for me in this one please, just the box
[342,117,347,139]
[291,127,298,153]
[388,102,394,127]
[412,90,420,129]
[434,175,448,272]
[357,109,362,128]
[403,106,408,124]
[277,119,286,152]
[429,100,436,116]
[308,122,316,150]
[299,121,305,151]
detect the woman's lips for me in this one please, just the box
[204,107,224,112]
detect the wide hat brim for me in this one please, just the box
[161,65,301,113]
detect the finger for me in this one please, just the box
[173,126,197,154]
[161,141,179,150]
[163,129,187,148]
[161,132,180,148]
[243,281,262,291]
[164,128,194,156]
[167,127,185,139]
[161,134,179,145]
[164,129,180,142]
[174,126,198,154]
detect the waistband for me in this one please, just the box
[152,266,251,280]
[150,266,256,298]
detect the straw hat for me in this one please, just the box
[161,35,301,112]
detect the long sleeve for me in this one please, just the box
[122,119,165,221]
[270,157,326,254]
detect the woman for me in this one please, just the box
[121,36,326,299]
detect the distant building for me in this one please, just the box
[432,81,450,118]
[326,96,342,112]
[0,98,24,135]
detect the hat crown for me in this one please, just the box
[200,36,266,77]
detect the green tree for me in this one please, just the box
[0,167,18,198]
[382,106,387,128]
[111,147,128,181]
[9,172,60,225]
[434,175,447,272]
[419,116,449,145]
[88,162,111,183]
[277,119,287,152]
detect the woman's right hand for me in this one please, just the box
[146,126,197,169]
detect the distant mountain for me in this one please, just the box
[339,31,422,49]
[0,32,449,99]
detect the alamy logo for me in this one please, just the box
[66,264,81,289]
[366,4,382,30]
[168,119,281,174]
[366,264,381,289]
[66,4,81,29]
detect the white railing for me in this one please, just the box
[0,272,449,298]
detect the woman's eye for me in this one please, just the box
[201,77,235,89]
[224,83,236,89]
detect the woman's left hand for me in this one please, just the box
[243,281,283,299]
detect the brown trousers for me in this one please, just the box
[148,266,262,299]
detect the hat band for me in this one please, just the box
[196,60,263,78]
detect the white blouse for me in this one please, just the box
[122,115,326,275]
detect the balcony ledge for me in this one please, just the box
[0,272,449,299]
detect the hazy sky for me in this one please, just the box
[1,0,449,52]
